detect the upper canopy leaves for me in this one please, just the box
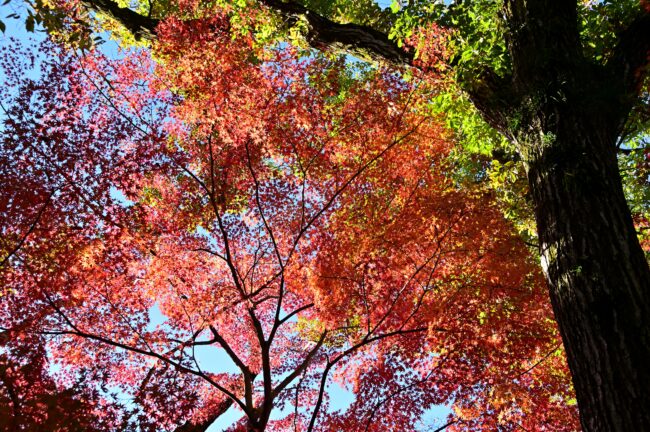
[0,7,580,430]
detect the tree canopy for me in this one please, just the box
[1,0,649,431]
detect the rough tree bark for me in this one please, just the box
[467,2,650,429]
[72,0,650,430]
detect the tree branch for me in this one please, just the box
[461,68,517,138]
[259,0,412,66]
[607,8,650,111]
[81,0,158,40]
[80,0,411,65]
[0,190,55,268]
[272,331,326,398]
[173,399,234,432]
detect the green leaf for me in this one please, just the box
[25,15,34,32]
[0,20,5,33]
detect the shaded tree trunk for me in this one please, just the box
[520,107,650,431]
[474,2,650,430]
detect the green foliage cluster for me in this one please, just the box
[579,0,643,63]
[375,0,649,251]
[619,138,650,257]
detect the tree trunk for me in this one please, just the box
[520,109,650,431]
[474,2,650,429]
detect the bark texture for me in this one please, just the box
[477,2,650,430]
[524,107,650,432]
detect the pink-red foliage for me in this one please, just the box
[0,15,578,431]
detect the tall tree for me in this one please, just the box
[29,0,650,430]
[0,24,578,432]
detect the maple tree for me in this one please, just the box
[0,339,125,431]
[0,6,582,430]
[18,0,649,430]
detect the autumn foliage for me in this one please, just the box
[1,7,578,431]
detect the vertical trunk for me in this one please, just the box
[522,111,650,431]
[481,3,650,429]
